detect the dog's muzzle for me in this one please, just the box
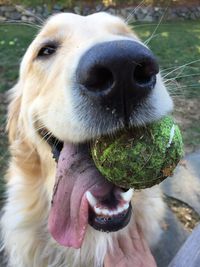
[76,40,159,121]
[47,41,160,249]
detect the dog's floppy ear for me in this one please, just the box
[6,82,22,143]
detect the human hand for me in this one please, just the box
[104,222,157,267]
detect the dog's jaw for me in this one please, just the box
[48,142,133,248]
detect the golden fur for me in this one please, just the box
[1,12,173,267]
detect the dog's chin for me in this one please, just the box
[38,128,133,248]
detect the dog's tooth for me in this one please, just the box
[93,204,130,216]
[108,210,114,216]
[94,206,102,215]
[120,189,134,202]
[101,209,110,216]
[112,209,118,215]
[86,191,97,207]
[94,207,112,216]
[122,203,129,211]
[116,206,123,214]
[87,190,131,217]
[116,203,128,214]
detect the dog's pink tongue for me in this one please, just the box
[48,143,112,248]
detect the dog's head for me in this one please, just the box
[8,13,173,248]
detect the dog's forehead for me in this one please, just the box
[20,12,136,76]
[40,12,128,38]
[47,12,124,27]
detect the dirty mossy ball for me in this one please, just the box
[92,116,184,189]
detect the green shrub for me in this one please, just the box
[0,0,182,8]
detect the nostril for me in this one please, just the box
[133,61,158,86]
[134,64,151,85]
[85,66,114,92]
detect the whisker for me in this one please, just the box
[166,80,182,88]
[171,94,185,98]
[160,66,180,73]
[163,59,200,78]
[0,153,9,166]
[164,66,186,84]
[165,79,187,97]
[133,22,172,29]
[175,84,200,88]
[168,84,200,91]
[0,20,41,30]
[143,33,161,44]
[22,129,53,162]
[14,4,45,25]
[161,63,199,74]
[164,73,200,82]
[144,6,169,46]
[28,115,48,128]
[41,131,53,143]
[125,0,146,24]
[34,125,48,133]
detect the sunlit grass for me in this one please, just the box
[0,24,37,92]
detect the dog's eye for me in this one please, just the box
[37,45,57,58]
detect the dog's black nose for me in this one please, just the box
[76,40,159,119]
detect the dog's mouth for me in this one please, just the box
[39,130,133,248]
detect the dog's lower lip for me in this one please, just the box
[88,204,132,232]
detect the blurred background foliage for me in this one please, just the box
[0,0,198,8]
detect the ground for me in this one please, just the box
[166,195,200,232]
[0,20,200,230]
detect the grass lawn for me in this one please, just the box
[0,24,37,92]
[0,20,200,200]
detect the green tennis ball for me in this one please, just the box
[92,116,184,189]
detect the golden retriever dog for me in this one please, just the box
[1,12,173,267]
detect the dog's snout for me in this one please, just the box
[76,40,159,119]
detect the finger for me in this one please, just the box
[135,223,152,253]
[105,234,122,258]
[109,234,121,253]
[117,232,137,255]
[128,221,145,252]
[104,236,124,267]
